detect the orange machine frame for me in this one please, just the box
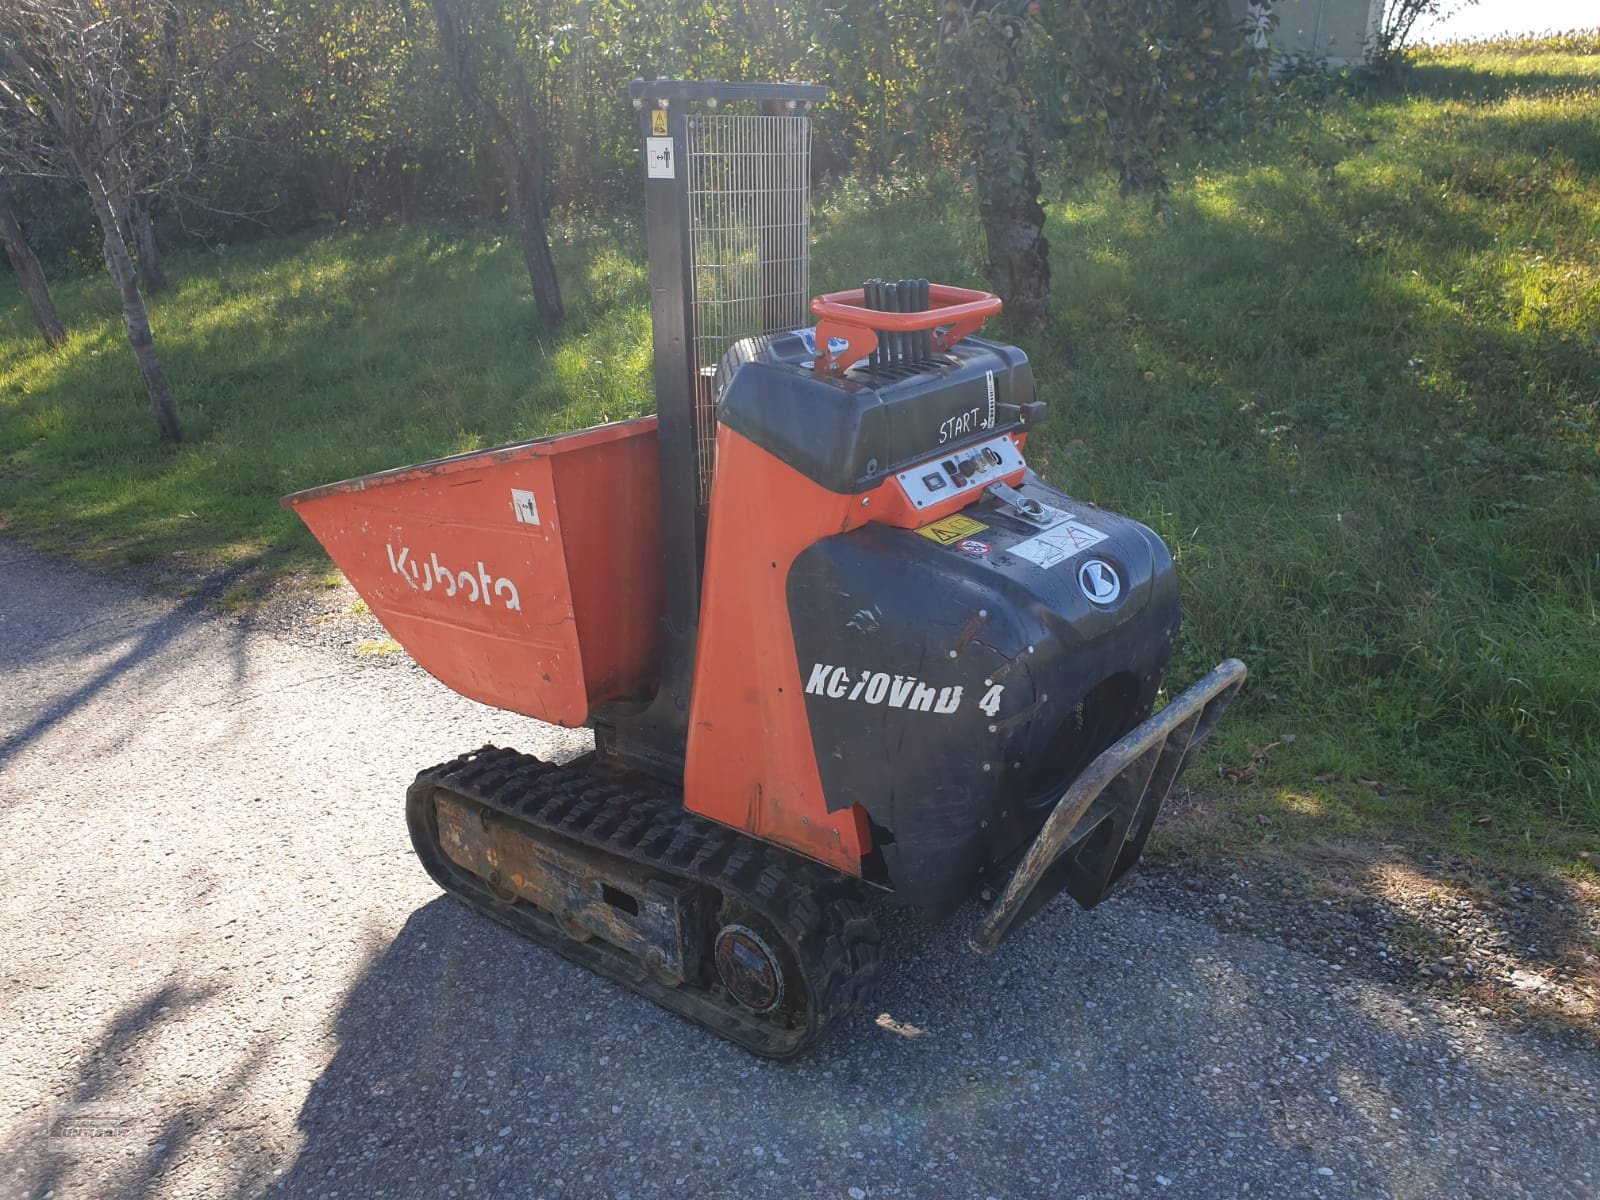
[683,422,1028,874]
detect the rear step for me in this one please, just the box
[407,747,881,1059]
[971,659,1248,954]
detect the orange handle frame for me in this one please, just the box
[810,283,1002,375]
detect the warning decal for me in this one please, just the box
[650,108,668,135]
[916,513,989,545]
[1009,519,1108,569]
[646,137,675,178]
[509,487,541,526]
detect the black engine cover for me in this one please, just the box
[787,474,1180,909]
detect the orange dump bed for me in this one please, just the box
[284,417,664,728]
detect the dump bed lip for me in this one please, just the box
[280,414,659,510]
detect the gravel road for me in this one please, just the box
[3,538,1597,1200]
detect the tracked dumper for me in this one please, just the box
[285,79,1246,1058]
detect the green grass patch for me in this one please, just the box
[2,38,1596,869]
[0,223,655,574]
[1023,41,1600,865]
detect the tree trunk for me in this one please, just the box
[131,198,167,293]
[0,183,66,347]
[86,181,182,443]
[432,0,564,326]
[513,183,565,326]
[941,2,1053,337]
[977,151,1051,337]
[506,64,562,321]
[493,134,564,326]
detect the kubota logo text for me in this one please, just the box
[387,544,522,611]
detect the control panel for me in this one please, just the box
[894,433,1026,511]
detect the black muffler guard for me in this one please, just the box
[970,658,1248,954]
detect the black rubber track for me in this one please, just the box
[406,745,882,1059]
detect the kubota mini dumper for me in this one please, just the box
[285,80,1246,1058]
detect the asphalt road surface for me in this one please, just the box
[2,538,1597,1200]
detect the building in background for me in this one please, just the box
[1233,0,1385,67]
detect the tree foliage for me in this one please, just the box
[1,0,1283,245]
[0,0,1285,361]
[1373,0,1479,63]
[938,0,1051,334]
[1035,0,1270,199]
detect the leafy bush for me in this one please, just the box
[1032,0,1271,199]
[2,178,99,277]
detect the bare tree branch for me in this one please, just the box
[0,0,184,441]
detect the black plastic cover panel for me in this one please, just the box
[787,473,1180,908]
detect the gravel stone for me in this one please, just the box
[3,538,1600,1200]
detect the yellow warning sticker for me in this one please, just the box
[916,513,989,545]
[651,108,668,135]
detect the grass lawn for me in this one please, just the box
[2,38,1596,874]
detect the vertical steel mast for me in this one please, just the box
[609,78,826,774]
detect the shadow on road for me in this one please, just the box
[261,888,1600,1200]
[0,542,263,766]
[2,978,278,1200]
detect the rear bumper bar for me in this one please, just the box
[970,658,1247,954]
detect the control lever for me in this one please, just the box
[994,400,1048,426]
[987,480,1051,525]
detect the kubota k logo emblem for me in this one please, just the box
[1078,558,1121,605]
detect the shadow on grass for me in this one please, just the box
[3,54,1596,849]
[1405,59,1600,106]
[983,70,1600,846]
